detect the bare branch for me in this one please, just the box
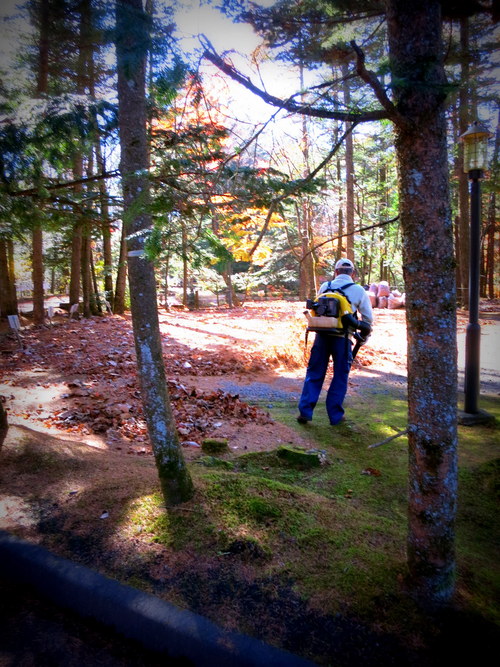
[368,428,408,449]
[248,124,357,257]
[349,40,407,126]
[203,48,389,124]
[4,170,119,198]
[299,216,400,264]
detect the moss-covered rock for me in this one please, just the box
[201,438,229,454]
[276,446,327,468]
[196,456,234,470]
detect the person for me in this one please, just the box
[297,258,373,426]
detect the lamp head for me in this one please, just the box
[459,120,492,173]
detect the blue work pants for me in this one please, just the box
[298,333,352,425]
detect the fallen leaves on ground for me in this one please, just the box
[1,313,275,449]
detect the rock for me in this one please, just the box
[202,438,229,454]
[276,446,326,468]
[195,456,234,469]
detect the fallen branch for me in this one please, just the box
[368,428,408,449]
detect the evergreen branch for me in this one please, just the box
[4,170,119,197]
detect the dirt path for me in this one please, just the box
[1,302,498,462]
[1,300,499,667]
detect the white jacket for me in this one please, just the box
[318,274,373,326]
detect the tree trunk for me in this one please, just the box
[181,220,188,307]
[0,239,18,318]
[91,54,114,306]
[298,57,316,297]
[457,19,471,308]
[387,0,458,605]
[485,110,499,299]
[69,158,83,308]
[342,63,355,261]
[32,225,45,324]
[7,240,18,311]
[113,225,128,313]
[115,0,193,505]
[0,399,8,450]
[96,144,114,304]
[90,249,102,314]
[32,0,50,325]
[81,232,92,318]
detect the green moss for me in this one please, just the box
[201,438,229,454]
[246,497,282,521]
[196,456,234,469]
[276,445,325,468]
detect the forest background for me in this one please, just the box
[0,0,499,628]
[1,0,497,315]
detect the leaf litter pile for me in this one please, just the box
[1,311,292,453]
[0,300,418,458]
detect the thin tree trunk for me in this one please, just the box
[81,232,92,317]
[32,0,50,325]
[97,144,114,304]
[342,63,355,261]
[7,240,18,311]
[90,250,102,313]
[115,0,193,505]
[69,219,82,307]
[0,238,18,318]
[32,225,45,323]
[298,54,316,297]
[92,85,114,305]
[182,220,188,307]
[337,207,344,260]
[113,226,127,313]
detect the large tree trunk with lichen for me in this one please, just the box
[457,18,471,307]
[115,0,193,505]
[387,0,458,604]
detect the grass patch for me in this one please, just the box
[4,394,499,663]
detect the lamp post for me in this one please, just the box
[458,120,492,419]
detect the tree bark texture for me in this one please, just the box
[6,240,18,312]
[115,0,193,505]
[386,0,458,604]
[457,18,471,307]
[342,64,355,261]
[96,144,114,303]
[32,0,50,325]
[80,232,92,318]
[69,156,83,307]
[0,238,18,318]
[31,225,45,324]
[113,228,127,313]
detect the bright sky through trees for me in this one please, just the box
[173,0,305,126]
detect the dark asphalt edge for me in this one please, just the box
[0,530,315,667]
